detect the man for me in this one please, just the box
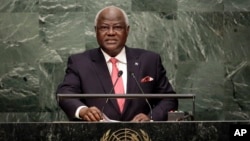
[56,6,178,122]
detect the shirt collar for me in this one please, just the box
[101,47,127,64]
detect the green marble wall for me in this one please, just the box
[0,0,249,122]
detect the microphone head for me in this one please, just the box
[130,72,135,77]
[118,70,123,77]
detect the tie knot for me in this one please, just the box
[110,57,117,64]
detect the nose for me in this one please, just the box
[107,27,115,35]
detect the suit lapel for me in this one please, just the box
[90,48,112,93]
[122,47,141,114]
[126,48,140,94]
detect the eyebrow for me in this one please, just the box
[99,23,125,26]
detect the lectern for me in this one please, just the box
[1,94,249,140]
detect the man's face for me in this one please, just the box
[95,8,129,57]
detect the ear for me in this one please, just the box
[126,26,130,33]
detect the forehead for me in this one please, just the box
[97,8,125,24]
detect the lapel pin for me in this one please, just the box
[134,62,139,66]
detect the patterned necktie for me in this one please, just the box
[110,57,125,112]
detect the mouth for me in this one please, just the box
[105,39,117,44]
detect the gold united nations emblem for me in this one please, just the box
[100,128,151,141]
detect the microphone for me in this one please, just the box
[130,72,153,122]
[108,70,123,94]
[100,70,123,121]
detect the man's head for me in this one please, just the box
[95,6,130,57]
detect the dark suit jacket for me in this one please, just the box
[56,46,178,121]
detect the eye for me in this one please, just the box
[99,26,109,31]
[113,26,123,31]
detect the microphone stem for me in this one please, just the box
[101,71,123,120]
[131,73,153,121]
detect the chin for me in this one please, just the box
[105,44,119,49]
